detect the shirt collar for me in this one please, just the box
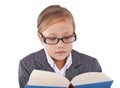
[44,48,54,68]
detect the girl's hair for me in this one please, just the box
[37,5,75,33]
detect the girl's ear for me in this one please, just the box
[37,32,44,45]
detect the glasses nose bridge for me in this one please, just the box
[57,38,64,43]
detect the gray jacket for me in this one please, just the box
[18,49,102,88]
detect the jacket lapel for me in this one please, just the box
[34,49,54,72]
[65,50,82,81]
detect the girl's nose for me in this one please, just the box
[56,39,65,48]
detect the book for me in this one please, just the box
[25,70,113,88]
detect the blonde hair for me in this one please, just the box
[37,5,75,33]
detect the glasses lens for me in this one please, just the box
[63,34,76,43]
[45,38,58,44]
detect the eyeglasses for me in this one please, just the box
[40,32,76,45]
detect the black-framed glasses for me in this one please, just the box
[40,32,77,45]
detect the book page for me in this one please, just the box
[71,72,112,86]
[27,70,70,87]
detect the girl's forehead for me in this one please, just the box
[43,29,73,36]
[47,20,73,29]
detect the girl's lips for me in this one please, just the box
[56,51,66,53]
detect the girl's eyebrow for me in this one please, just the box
[43,31,73,37]
[49,31,73,35]
[45,33,57,37]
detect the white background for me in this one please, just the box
[0,0,120,88]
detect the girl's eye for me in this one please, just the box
[46,38,57,43]
[48,38,57,40]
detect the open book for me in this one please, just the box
[25,70,113,88]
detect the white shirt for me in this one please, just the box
[44,48,72,76]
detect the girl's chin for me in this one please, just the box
[52,56,67,61]
[55,56,67,61]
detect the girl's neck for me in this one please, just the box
[54,59,66,70]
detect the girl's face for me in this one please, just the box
[38,20,74,61]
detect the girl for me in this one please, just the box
[18,5,102,88]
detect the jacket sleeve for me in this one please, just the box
[18,54,36,88]
[18,59,31,88]
[92,58,102,72]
